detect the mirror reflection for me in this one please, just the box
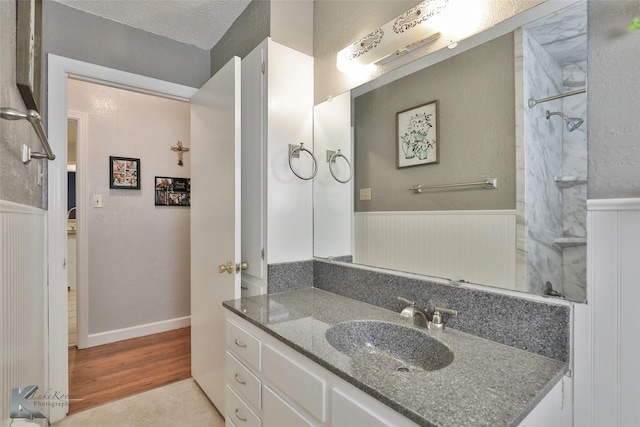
[313,1,587,302]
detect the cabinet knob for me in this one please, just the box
[236,261,248,272]
[234,373,246,385]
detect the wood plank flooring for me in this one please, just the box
[68,290,77,346]
[68,327,191,414]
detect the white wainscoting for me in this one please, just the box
[574,198,640,427]
[0,200,48,422]
[354,210,517,289]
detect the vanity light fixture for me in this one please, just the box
[374,32,442,66]
[337,0,448,73]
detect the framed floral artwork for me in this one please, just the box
[397,100,439,168]
[110,156,140,189]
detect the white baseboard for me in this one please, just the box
[86,316,190,348]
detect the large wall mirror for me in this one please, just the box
[313,0,587,302]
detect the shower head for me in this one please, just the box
[545,110,584,132]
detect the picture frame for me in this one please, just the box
[16,0,43,112]
[397,100,439,168]
[155,176,191,207]
[110,156,140,189]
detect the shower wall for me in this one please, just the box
[561,60,588,301]
[521,22,588,301]
[523,30,564,296]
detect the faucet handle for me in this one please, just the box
[434,307,457,316]
[430,307,457,331]
[397,296,415,307]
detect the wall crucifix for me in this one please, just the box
[170,141,190,166]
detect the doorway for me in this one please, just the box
[47,54,198,423]
[65,77,192,349]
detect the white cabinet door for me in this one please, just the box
[191,56,242,414]
[263,385,314,427]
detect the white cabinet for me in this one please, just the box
[240,38,314,296]
[331,388,397,427]
[226,352,262,411]
[224,311,420,427]
[226,385,262,427]
[263,344,326,421]
[517,376,570,427]
[263,385,314,427]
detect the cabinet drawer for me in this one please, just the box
[226,385,261,427]
[263,344,326,422]
[226,351,261,411]
[226,319,262,371]
[263,385,314,427]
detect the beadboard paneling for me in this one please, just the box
[0,200,48,422]
[354,211,517,289]
[574,198,640,426]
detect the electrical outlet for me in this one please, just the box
[359,188,371,201]
[93,195,103,208]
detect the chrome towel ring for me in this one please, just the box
[288,143,317,180]
[328,149,352,183]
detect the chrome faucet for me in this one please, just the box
[397,297,429,328]
[397,297,458,331]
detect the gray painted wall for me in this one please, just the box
[209,0,315,77]
[270,0,313,56]
[0,0,45,208]
[587,1,640,199]
[210,0,270,76]
[42,1,211,90]
[354,34,515,212]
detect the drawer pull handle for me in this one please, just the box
[234,373,246,385]
[234,338,247,348]
[235,408,247,422]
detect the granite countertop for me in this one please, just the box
[223,288,567,427]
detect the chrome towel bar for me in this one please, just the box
[1,107,56,162]
[528,89,586,108]
[409,178,497,193]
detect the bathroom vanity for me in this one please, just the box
[223,288,569,427]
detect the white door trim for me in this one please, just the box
[47,54,197,423]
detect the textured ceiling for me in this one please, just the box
[49,0,253,50]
